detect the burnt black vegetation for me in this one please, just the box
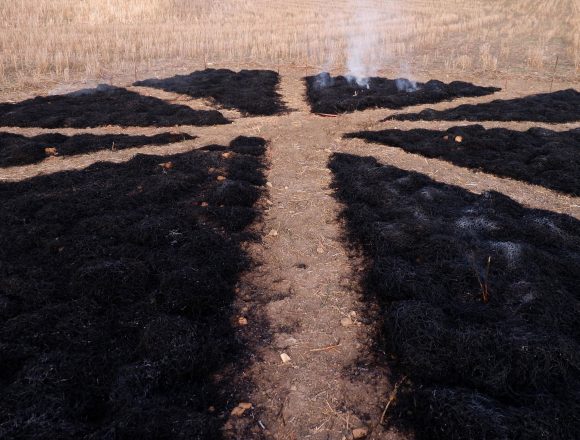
[388,88,580,122]
[135,69,287,116]
[0,85,230,128]
[0,132,195,168]
[305,73,500,114]
[0,137,267,439]
[346,125,580,196]
[329,153,580,440]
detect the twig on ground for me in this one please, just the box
[309,340,341,352]
[380,376,408,425]
[324,400,351,427]
[277,395,289,426]
[473,255,492,304]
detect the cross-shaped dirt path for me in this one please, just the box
[1,70,578,439]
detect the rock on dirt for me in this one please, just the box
[341,317,354,327]
[352,427,369,438]
[231,402,253,417]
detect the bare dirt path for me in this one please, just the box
[225,74,401,440]
[1,70,578,439]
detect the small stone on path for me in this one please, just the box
[352,427,369,439]
[231,402,253,417]
[341,317,354,327]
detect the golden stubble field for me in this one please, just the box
[0,0,578,96]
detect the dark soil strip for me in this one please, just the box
[0,132,195,168]
[0,137,267,439]
[346,125,580,196]
[0,85,230,128]
[305,73,500,114]
[387,89,580,122]
[135,69,287,116]
[329,153,580,440]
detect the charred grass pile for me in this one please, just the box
[0,132,195,168]
[0,85,230,128]
[305,73,500,114]
[388,89,580,123]
[135,69,286,116]
[346,125,580,196]
[0,137,267,439]
[329,153,580,440]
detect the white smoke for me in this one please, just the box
[49,81,102,96]
[315,0,420,92]
[395,77,419,92]
[396,60,420,92]
[313,71,334,89]
[345,0,380,87]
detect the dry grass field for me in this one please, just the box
[0,0,578,95]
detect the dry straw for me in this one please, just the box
[0,0,578,93]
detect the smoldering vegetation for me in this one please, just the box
[305,73,500,114]
[346,125,580,196]
[0,137,267,439]
[0,132,194,168]
[135,69,287,116]
[0,85,230,128]
[388,89,580,122]
[329,153,580,440]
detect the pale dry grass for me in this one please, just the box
[0,0,578,94]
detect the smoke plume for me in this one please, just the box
[346,0,381,87]
[315,0,418,92]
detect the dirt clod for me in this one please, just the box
[341,317,354,327]
[231,402,253,417]
[352,427,369,439]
